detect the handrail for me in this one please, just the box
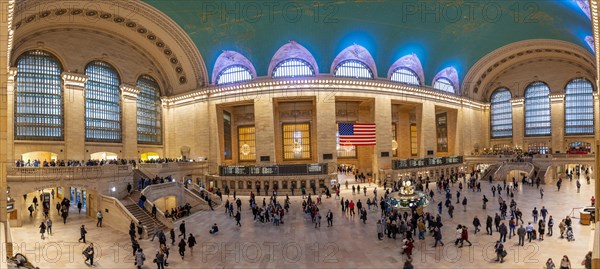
[142,197,173,229]
[100,195,148,239]
[189,182,222,203]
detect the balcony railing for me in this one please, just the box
[6,164,132,181]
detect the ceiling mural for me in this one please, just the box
[143,0,593,86]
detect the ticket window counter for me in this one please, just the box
[300,180,306,190]
[291,181,297,190]
[319,179,325,188]
[229,181,236,191]
[237,181,244,190]
[246,181,252,190]
[264,181,270,193]
[255,181,261,193]
[310,180,316,192]
[273,181,279,191]
[282,181,288,189]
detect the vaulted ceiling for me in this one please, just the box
[144,0,594,86]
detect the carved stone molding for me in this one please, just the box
[61,72,88,88]
[121,84,140,99]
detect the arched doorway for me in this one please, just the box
[140,152,160,161]
[20,151,58,165]
[90,152,118,160]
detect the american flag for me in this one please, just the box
[338,122,376,146]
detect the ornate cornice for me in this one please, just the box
[121,84,140,99]
[8,67,18,81]
[61,72,88,88]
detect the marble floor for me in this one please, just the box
[9,173,596,268]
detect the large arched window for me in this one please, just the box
[490,88,513,138]
[565,78,594,135]
[216,65,253,85]
[524,82,551,136]
[390,67,420,86]
[333,60,374,79]
[15,50,63,140]
[272,58,315,78]
[136,75,162,144]
[433,77,455,93]
[85,61,121,142]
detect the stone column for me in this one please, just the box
[6,68,16,161]
[316,99,336,163]
[1,0,13,253]
[397,111,411,158]
[254,98,275,163]
[62,72,88,161]
[511,99,525,149]
[121,84,140,159]
[550,95,564,153]
[373,96,392,182]
[417,101,436,157]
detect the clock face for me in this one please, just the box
[240,144,251,155]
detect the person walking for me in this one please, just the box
[547,216,554,236]
[155,250,165,269]
[83,243,95,266]
[135,248,145,269]
[187,234,196,256]
[178,238,186,260]
[433,227,444,247]
[137,222,144,240]
[39,221,46,239]
[460,226,472,247]
[517,225,526,246]
[559,255,571,269]
[376,220,384,240]
[495,241,505,263]
[170,229,175,245]
[546,258,556,269]
[499,222,507,242]
[46,218,52,236]
[472,216,481,234]
[179,221,186,239]
[462,197,467,212]
[78,225,87,243]
[326,209,333,227]
[235,211,242,227]
[583,251,592,269]
[486,215,493,235]
[77,201,82,214]
[96,210,103,227]
[526,222,534,242]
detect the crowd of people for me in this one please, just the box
[14,157,197,168]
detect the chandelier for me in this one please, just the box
[240,144,251,156]
[391,139,398,151]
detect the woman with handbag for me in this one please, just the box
[154,249,165,269]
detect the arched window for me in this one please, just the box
[524,82,551,136]
[390,67,420,85]
[490,88,513,138]
[565,78,594,135]
[433,77,455,93]
[216,65,253,85]
[85,61,121,142]
[136,75,162,144]
[272,58,315,78]
[15,50,63,140]
[334,60,374,79]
